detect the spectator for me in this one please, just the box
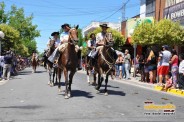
[162,73,173,91]
[147,50,157,84]
[133,54,140,77]
[2,51,13,81]
[157,45,171,86]
[138,55,145,82]
[124,49,131,80]
[0,55,4,78]
[116,54,123,79]
[169,49,179,88]
[178,53,184,89]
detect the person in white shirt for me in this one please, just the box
[47,32,60,49]
[48,24,70,63]
[157,45,171,85]
[178,53,184,89]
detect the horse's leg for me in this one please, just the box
[55,68,58,85]
[53,68,56,86]
[104,74,109,96]
[93,72,97,86]
[49,68,54,87]
[86,68,90,84]
[68,71,75,97]
[95,73,101,92]
[64,68,69,99]
[58,68,62,92]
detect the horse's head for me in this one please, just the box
[104,32,114,47]
[68,25,79,45]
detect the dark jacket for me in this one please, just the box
[4,54,13,64]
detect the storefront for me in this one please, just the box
[164,1,184,25]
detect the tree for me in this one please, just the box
[0,24,28,54]
[88,27,125,50]
[132,19,184,46]
[0,2,40,56]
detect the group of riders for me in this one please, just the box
[42,23,116,71]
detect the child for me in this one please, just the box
[162,74,173,91]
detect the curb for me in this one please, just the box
[154,86,184,97]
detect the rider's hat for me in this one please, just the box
[100,23,109,28]
[51,32,59,36]
[61,23,70,29]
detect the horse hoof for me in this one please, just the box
[104,92,108,96]
[96,90,100,94]
[58,88,62,92]
[68,93,71,98]
[50,83,54,87]
[64,95,69,99]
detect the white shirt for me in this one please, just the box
[47,38,60,48]
[179,60,184,74]
[60,32,69,43]
[96,32,105,44]
[87,39,96,48]
[159,50,171,66]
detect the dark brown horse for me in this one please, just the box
[57,25,79,99]
[95,32,115,95]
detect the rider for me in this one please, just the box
[87,33,96,63]
[47,32,60,49]
[48,23,81,70]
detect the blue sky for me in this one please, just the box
[3,0,140,53]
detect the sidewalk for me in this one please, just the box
[78,70,184,98]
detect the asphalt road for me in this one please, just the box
[0,67,184,122]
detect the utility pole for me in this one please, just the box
[122,0,130,22]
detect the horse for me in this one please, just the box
[31,55,37,73]
[46,39,59,86]
[57,25,79,99]
[94,32,116,96]
[85,55,97,85]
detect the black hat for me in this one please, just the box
[51,32,59,36]
[90,33,95,38]
[100,23,109,28]
[61,23,70,29]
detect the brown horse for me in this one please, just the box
[31,55,37,73]
[94,32,116,95]
[57,25,79,99]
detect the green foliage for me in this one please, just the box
[88,27,125,50]
[132,19,184,46]
[81,47,88,57]
[0,2,40,56]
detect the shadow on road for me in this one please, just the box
[18,71,32,75]
[101,84,119,89]
[99,89,126,96]
[59,90,94,98]
[0,105,43,110]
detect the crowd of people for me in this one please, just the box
[0,50,31,81]
[113,45,184,91]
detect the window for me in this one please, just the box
[146,0,156,17]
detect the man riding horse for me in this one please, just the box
[48,23,81,70]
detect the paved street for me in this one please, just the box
[0,67,184,122]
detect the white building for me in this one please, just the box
[82,21,121,36]
[140,0,156,18]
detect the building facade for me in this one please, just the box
[82,22,121,36]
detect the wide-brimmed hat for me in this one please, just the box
[100,23,109,28]
[90,33,95,38]
[51,32,59,36]
[61,23,70,29]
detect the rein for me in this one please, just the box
[100,48,115,74]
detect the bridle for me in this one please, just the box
[68,28,78,45]
[104,33,114,47]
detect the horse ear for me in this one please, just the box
[76,25,79,29]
